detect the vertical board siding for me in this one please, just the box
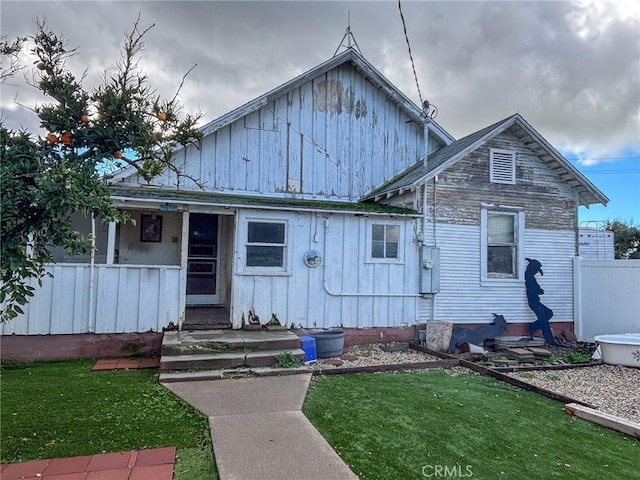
[575,259,640,341]
[434,224,575,324]
[231,209,420,329]
[127,63,423,201]
[1,265,181,335]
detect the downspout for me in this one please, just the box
[88,215,97,333]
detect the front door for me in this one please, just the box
[186,214,220,305]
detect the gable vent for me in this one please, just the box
[490,149,516,184]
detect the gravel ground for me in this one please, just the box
[509,364,640,424]
[313,343,442,369]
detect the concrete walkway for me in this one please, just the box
[164,374,358,480]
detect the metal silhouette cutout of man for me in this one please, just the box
[525,258,561,346]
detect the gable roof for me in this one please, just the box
[111,48,453,183]
[364,113,609,207]
[197,48,453,141]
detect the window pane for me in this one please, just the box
[246,246,284,267]
[189,214,218,242]
[372,242,384,258]
[488,246,514,275]
[488,215,514,244]
[371,224,400,259]
[248,222,285,244]
[386,225,398,242]
[386,242,398,258]
[186,273,216,295]
[372,224,384,242]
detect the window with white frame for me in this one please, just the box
[481,210,524,280]
[246,221,286,267]
[490,149,516,184]
[371,224,399,259]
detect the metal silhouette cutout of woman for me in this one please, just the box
[525,258,562,346]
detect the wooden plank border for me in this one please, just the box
[312,360,459,376]
[458,359,598,409]
[565,403,640,439]
[492,362,602,373]
[410,342,598,408]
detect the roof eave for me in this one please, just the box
[512,115,609,207]
[363,113,609,208]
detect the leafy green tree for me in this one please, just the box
[605,220,640,259]
[1,17,203,321]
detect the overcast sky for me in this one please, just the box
[2,0,639,220]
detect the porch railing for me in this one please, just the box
[1,264,183,335]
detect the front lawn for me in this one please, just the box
[303,369,638,480]
[0,360,216,479]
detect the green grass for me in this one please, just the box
[303,370,638,480]
[0,360,217,479]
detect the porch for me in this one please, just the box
[1,206,235,335]
[0,264,238,335]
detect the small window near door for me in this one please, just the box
[246,221,286,267]
[371,224,399,259]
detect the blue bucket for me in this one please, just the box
[300,336,317,364]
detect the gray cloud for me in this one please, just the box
[1,0,638,163]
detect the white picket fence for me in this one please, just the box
[0,264,183,335]
[574,258,640,341]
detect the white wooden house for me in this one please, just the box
[1,48,608,344]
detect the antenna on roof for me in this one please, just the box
[333,11,362,56]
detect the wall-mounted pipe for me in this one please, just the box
[422,119,430,246]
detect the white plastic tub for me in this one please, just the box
[593,334,640,368]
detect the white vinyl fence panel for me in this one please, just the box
[574,259,640,341]
[1,264,182,335]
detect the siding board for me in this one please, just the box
[1,265,181,335]
[434,224,575,325]
[229,209,420,330]
[435,128,577,230]
[122,62,423,202]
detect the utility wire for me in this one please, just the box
[398,0,424,107]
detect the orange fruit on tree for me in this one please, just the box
[80,114,89,124]
[46,133,58,144]
[60,133,73,144]
[113,151,123,159]
[157,112,167,121]
[37,62,47,70]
